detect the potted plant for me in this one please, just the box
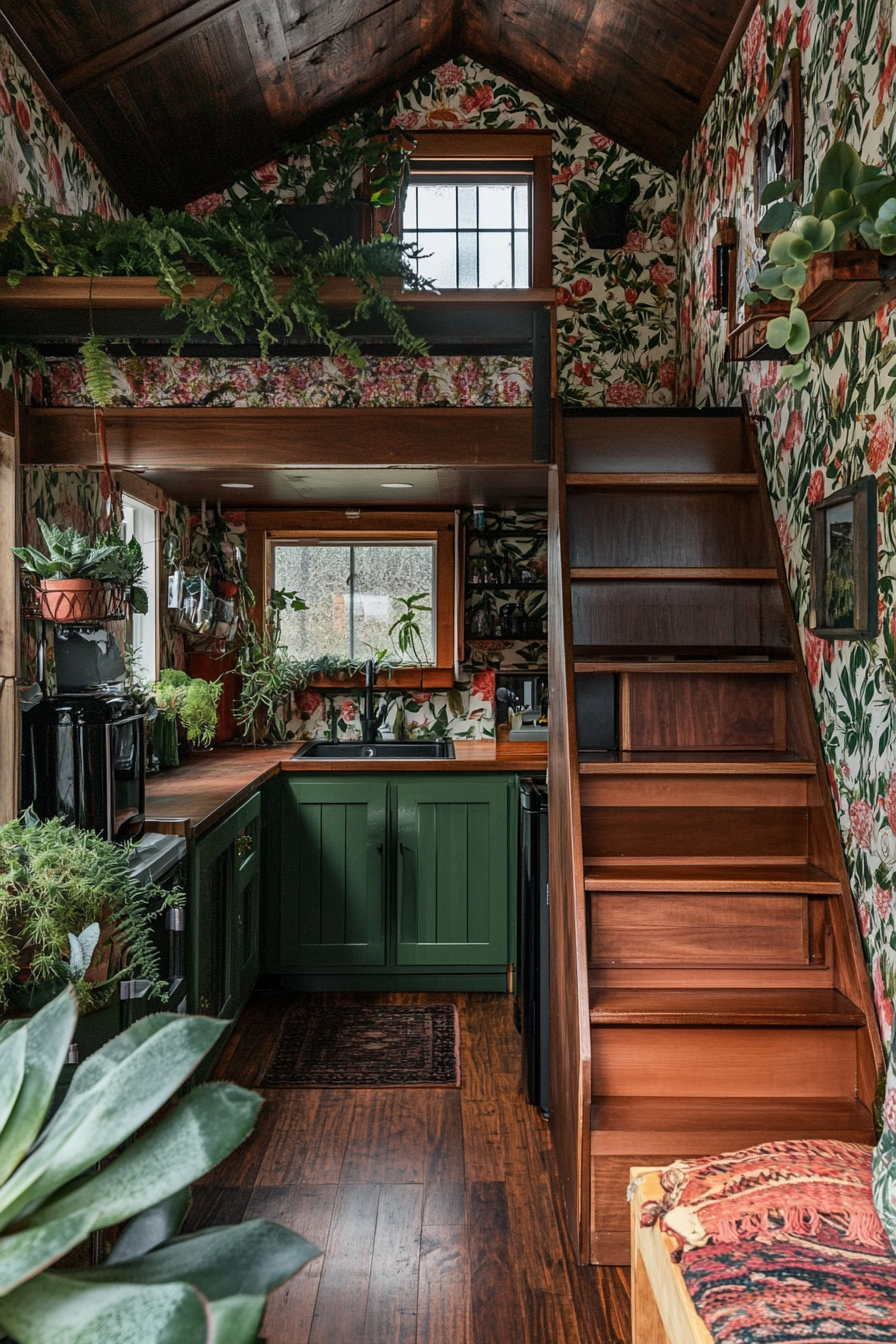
[264,120,416,248]
[12,520,147,622]
[0,811,183,1021]
[739,141,896,387]
[389,591,432,664]
[570,163,640,249]
[151,669,223,761]
[0,989,318,1344]
[234,588,306,745]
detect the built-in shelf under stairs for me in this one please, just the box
[547,407,883,1266]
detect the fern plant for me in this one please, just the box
[0,813,183,1014]
[0,195,432,401]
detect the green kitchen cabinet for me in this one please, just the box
[189,791,261,1021]
[271,772,516,988]
[396,776,511,966]
[280,775,389,967]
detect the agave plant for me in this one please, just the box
[0,989,318,1343]
[744,141,896,389]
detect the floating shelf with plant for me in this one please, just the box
[14,520,148,623]
[728,143,896,383]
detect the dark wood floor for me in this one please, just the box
[188,990,631,1344]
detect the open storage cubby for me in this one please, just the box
[459,508,547,673]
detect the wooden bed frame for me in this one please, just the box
[629,1167,712,1344]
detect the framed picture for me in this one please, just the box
[752,54,804,247]
[809,476,878,640]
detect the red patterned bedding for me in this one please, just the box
[637,1140,896,1344]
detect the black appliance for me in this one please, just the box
[518,777,549,1118]
[122,832,188,1022]
[22,692,145,841]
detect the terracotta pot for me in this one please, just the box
[38,578,104,622]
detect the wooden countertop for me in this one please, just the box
[144,742,548,840]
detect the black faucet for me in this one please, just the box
[362,660,378,742]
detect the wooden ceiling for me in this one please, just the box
[0,0,757,212]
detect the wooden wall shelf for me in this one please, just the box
[727,249,896,362]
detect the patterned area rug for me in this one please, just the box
[261,1003,461,1088]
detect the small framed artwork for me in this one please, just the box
[752,53,804,246]
[809,476,878,640]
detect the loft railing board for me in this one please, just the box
[588,986,865,1027]
[582,861,841,892]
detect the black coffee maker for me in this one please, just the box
[21,629,145,842]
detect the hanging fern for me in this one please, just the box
[0,194,433,385]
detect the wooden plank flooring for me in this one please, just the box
[189,991,631,1344]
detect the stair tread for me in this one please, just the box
[575,660,797,674]
[579,750,814,774]
[589,987,864,1027]
[566,473,759,489]
[570,567,777,580]
[584,861,840,892]
[590,1094,875,1139]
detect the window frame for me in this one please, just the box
[246,510,457,686]
[404,131,553,289]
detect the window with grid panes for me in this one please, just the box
[403,170,531,289]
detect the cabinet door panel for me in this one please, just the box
[282,777,387,967]
[396,777,509,966]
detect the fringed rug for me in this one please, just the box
[261,1003,461,1088]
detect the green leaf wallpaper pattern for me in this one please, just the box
[678,0,896,1051]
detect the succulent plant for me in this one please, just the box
[744,142,896,389]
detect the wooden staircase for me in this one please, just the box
[547,408,883,1266]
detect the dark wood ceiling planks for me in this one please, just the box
[0,0,757,211]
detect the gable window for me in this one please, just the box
[401,131,553,290]
[273,540,436,663]
[403,173,531,289]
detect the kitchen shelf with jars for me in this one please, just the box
[458,509,548,673]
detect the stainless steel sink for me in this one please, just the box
[292,740,455,760]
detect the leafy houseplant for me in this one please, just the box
[0,813,183,1014]
[12,520,148,622]
[389,592,432,665]
[151,669,223,761]
[744,141,896,388]
[570,163,640,249]
[0,989,317,1344]
[234,589,307,746]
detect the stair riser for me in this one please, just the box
[590,893,824,967]
[581,806,808,860]
[580,776,811,808]
[571,581,789,650]
[590,1026,858,1097]
[564,413,747,475]
[567,491,770,569]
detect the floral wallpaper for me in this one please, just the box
[678,0,896,1050]
[191,55,679,409]
[38,353,532,409]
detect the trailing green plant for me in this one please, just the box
[0,988,318,1343]
[0,194,433,393]
[234,589,307,745]
[241,118,416,226]
[744,141,896,388]
[388,592,432,664]
[0,812,183,1014]
[12,519,149,613]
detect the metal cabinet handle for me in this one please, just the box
[236,832,254,858]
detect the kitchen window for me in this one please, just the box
[247,510,457,680]
[272,540,436,664]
